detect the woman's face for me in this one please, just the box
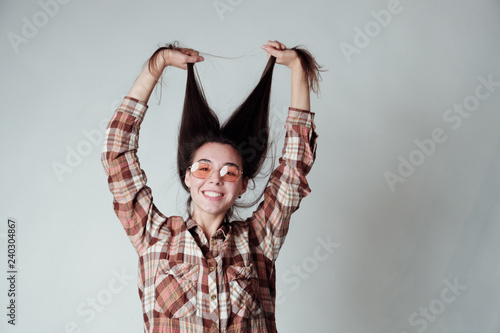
[184,142,248,220]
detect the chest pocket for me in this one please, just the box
[154,260,199,318]
[226,263,262,318]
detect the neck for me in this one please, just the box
[191,210,225,240]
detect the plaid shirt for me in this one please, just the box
[101,97,317,333]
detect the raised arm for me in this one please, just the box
[262,40,322,110]
[246,41,320,261]
[101,44,204,255]
[289,63,311,110]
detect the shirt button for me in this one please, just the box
[211,294,217,301]
[209,266,215,272]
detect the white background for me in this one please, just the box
[1,0,500,332]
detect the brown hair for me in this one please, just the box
[150,42,323,222]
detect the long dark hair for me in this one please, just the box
[149,42,323,222]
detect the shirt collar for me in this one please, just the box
[186,217,198,231]
[186,217,231,240]
[216,221,231,239]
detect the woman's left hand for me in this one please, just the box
[262,40,301,70]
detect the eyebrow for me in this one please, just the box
[196,159,240,168]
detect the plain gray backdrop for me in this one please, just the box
[1,0,500,332]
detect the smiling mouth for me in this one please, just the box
[203,191,224,198]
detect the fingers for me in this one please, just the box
[175,48,203,64]
[266,40,286,50]
[261,45,280,57]
[182,48,200,56]
[182,48,204,63]
[184,53,204,64]
[188,55,204,63]
[176,48,200,57]
[262,40,287,58]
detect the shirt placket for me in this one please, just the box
[207,255,220,332]
[190,225,222,331]
[209,229,229,332]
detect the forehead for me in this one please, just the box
[192,142,242,167]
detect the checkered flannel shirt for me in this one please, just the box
[101,97,317,332]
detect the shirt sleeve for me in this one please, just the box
[101,96,169,256]
[247,107,317,261]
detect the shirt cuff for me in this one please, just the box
[287,107,315,128]
[118,96,149,124]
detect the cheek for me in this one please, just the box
[189,177,205,189]
[186,173,204,191]
[227,183,243,196]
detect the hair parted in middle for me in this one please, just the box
[148,42,323,221]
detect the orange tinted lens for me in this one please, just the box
[191,162,212,178]
[220,165,240,182]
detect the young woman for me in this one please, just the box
[102,40,320,332]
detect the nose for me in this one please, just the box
[207,168,223,184]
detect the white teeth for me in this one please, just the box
[204,191,223,197]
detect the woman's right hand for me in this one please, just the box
[128,44,204,103]
[164,48,204,70]
[149,46,204,76]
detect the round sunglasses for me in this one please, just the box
[188,162,243,182]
